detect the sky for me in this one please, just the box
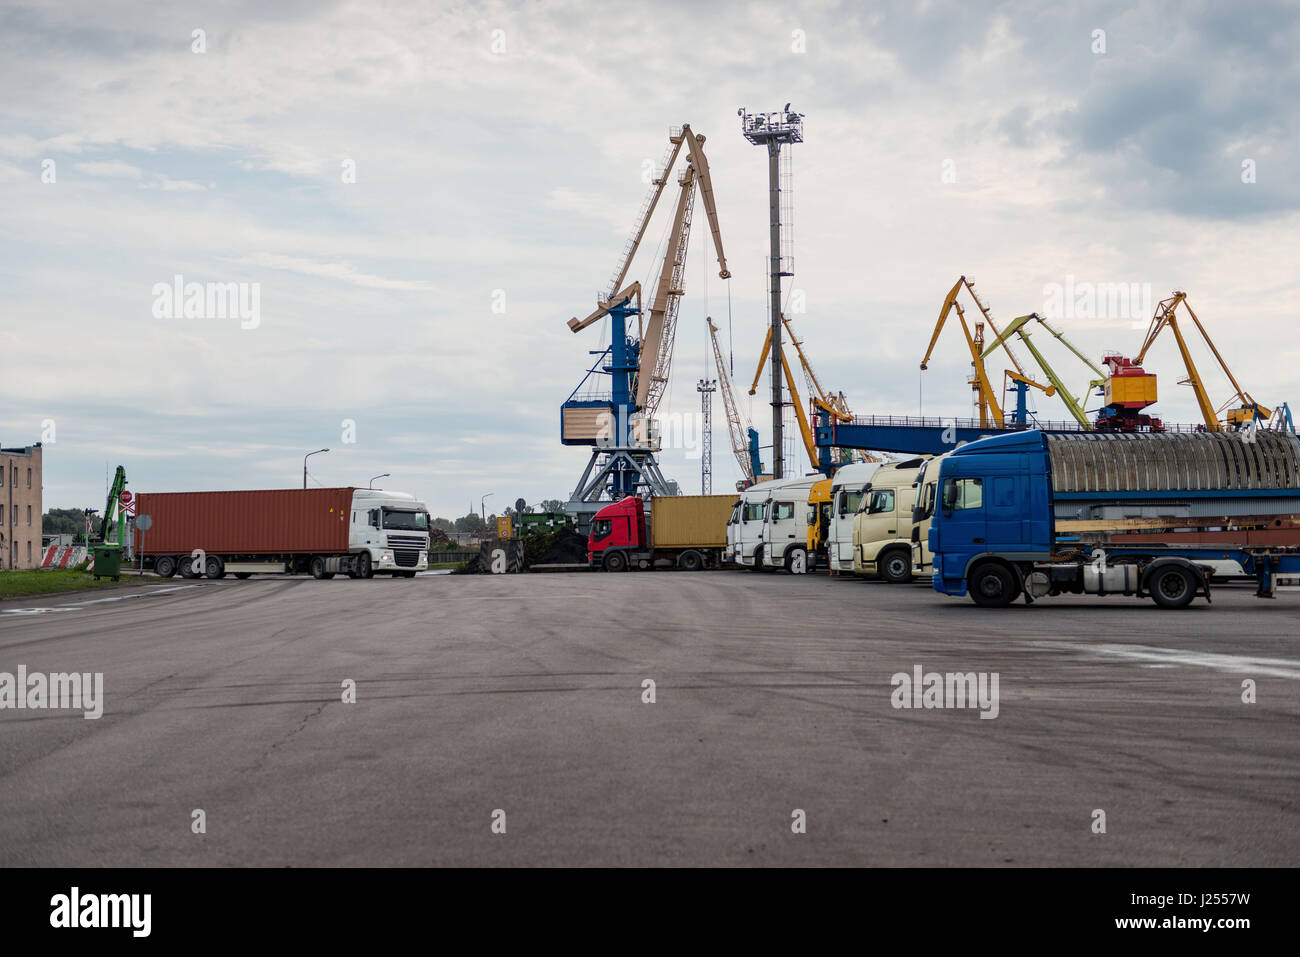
[2,0,1298,518]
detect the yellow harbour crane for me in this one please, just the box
[1134,292,1271,431]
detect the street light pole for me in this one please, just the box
[303,448,329,489]
[480,492,493,523]
[369,473,390,489]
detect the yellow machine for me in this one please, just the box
[920,276,1029,428]
[1134,292,1271,431]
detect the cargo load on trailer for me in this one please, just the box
[133,487,431,580]
[588,494,733,571]
[918,430,1300,608]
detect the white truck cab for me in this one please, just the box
[736,478,786,569]
[824,462,882,574]
[725,498,742,564]
[852,458,930,582]
[348,489,431,577]
[760,475,818,572]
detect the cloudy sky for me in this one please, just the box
[2,0,1298,517]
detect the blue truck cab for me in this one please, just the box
[927,431,1054,598]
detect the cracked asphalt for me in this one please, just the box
[1,572,1296,865]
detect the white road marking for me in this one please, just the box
[1,584,203,615]
[1047,642,1300,681]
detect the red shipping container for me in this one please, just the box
[133,488,356,555]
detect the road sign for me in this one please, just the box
[120,490,133,505]
[136,514,152,531]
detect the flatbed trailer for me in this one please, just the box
[923,429,1300,608]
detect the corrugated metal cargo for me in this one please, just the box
[134,488,355,555]
[1045,432,1300,493]
[650,495,734,548]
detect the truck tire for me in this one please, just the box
[749,546,763,571]
[204,556,225,579]
[785,547,807,574]
[678,550,704,572]
[154,555,177,578]
[1149,565,1196,609]
[355,552,373,579]
[603,551,628,573]
[879,548,912,584]
[310,556,330,580]
[968,562,1020,608]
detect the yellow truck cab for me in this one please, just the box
[807,477,833,565]
[852,456,931,582]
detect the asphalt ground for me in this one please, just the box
[1,570,1296,866]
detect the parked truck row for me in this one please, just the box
[584,428,1300,610]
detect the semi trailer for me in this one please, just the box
[588,494,734,571]
[132,487,431,579]
[921,430,1300,608]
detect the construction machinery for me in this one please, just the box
[706,316,763,486]
[920,276,1031,428]
[1130,292,1271,432]
[980,313,1106,430]
[561,124,730,528]
[749,314,885,474]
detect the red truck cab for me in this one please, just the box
[588,495,646,564]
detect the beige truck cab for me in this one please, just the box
[852,457,931,582]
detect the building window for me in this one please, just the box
[27,505,32,525]
[26,541,31,563]
[27,468,31,488]
[0,505,4,524]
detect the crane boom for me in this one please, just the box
[633,126,730,418]
[981,314,1092,428]
[919,276,1028,427]
[707,316,756,483]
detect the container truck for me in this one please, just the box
[921,430,1300,608]
[588,494,735,571]
[133,487,431,580]
[851,457,929,582]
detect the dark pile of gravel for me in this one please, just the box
[526,528,589,566]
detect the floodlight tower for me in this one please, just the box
[740,105,803,479]
[697,378,716,494]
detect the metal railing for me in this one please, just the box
[835,414,1208,434]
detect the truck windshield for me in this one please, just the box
[381,509,428,531]
[840,488,866,515]
[743,503,764,522]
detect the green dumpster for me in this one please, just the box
[92,545,122,581]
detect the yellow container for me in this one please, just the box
[650,494,735,548]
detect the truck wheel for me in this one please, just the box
[1149,566,1196,609]
[968,562,1020,608]
[310,556,329,580]
[880,549,912,584]
[355,552,373,579]
[179,560,199,579]
[234,572,252,580]
[154,555,177,578]
[785,547,807,574]
[603,551,628,573]
[204,556,225,579]
[679,550,704,572]
[748,546,763,571]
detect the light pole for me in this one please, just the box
[480,492,493,523]
[303,448,329,489]
[369,473,390,489]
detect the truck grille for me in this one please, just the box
[388,534,424,568]
[394,549,420,567]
